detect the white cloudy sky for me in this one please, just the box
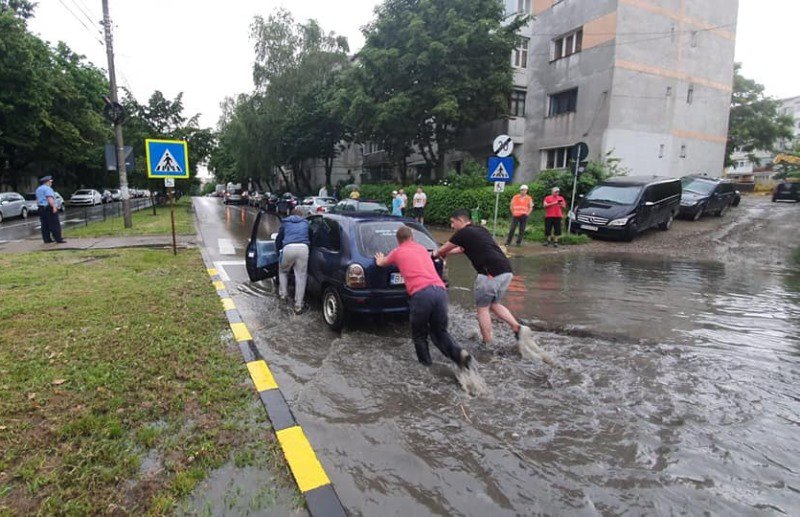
[27,0,797,130]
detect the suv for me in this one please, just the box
[570,176,681,241]
[772,181,799,202]
[246,211,445,330]
[679,175,736,220]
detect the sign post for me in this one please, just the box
[146,139,189,255]
[487,154,514,238]
[568,142,589,234]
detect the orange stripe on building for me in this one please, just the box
[615,59,732,92]
[533,0,554,16]
[619,0,735,40]
[582,11,618,50]
[672,129,727,144]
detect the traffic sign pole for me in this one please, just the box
[169,188,176,256]
[568,158,579,234]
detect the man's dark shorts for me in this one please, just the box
[413,207,424,218]
[545,217,562,237]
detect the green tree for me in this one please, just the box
[726,64,793,166]
[0,0,35,19]
[348,0,527,177]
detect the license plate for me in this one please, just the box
[581,224,598,231]
[390,272,405,285]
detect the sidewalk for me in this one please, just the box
[0,235,198,253]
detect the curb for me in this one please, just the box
[199,256,346,517]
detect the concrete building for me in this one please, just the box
[510,0,738,182]
[779,95,800,144]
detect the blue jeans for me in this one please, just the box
[408,286,463,365]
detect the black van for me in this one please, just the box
[571,175,681,241]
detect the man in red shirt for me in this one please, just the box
[375,226,472,369]
[542,187,567,247]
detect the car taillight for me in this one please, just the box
[346,264,366,289]
[441,258,448,283]
[316,206,324,213]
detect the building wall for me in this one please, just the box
[520,0,737,181]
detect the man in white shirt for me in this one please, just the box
[412,187,427,224]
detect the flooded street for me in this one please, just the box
[195,197,800,515]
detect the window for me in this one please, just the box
[509,89,526,117]
[680,145,687,158]
[542,146,575,169]
[658,144,665,158]
[517,0,531,13]
[513,37,529,68]
[687,85,694,104]
[548,88,578,117]
[553,28,583,61]
[666,86,672,97]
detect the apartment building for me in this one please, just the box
[506,0,738,182]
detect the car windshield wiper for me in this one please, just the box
[587,198,621,205]
[683,189,706,195]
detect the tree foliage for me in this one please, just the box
[342,0,527,176]
[726,64,794,166]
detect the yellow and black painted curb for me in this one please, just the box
[202,263,346,517]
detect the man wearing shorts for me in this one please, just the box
[433,209,532,346]
[542,187,567,247]
[412,187,427,224]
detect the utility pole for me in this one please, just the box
[101,0,132,228]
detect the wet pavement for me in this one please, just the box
[193,196,800,515]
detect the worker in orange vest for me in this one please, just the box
[505,184,534,247]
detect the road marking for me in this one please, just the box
[218,238,236,255]
[230,322,253,342]
[207,268,218,276]
[221,297,235,311]
[212,280,225,291]
[246,360,278,392]
[276,426,332,493]
[212,260,245,281]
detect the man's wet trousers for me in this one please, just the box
[408,285,463,366]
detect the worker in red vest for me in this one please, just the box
[505,184,534,247]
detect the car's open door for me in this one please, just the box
[245,209,280,282]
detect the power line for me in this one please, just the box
[56,0,104,45]
[67,0,102,34]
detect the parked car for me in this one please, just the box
[772,181,799,202]
[246,211,446,330]
[0,192,28,223]
[265,193,280,213]
[109,188,122,201]
[23,192,65,214]
[70,189,103,206]
[296,196,337,216]
[570,175,681,241]
[98,189,113,204]
[276,193,299,215]
[679,175,736,220]
[248,191,267,207]
[329,199,390,214]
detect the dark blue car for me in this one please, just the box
[246,211,446,330]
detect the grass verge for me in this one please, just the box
[470,211,589,245]
[0,248,299,514]
[66,198,195,238]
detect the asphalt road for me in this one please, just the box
[0,198,153,243]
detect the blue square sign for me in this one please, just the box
[146,139,189,179]
[487,156,514,183]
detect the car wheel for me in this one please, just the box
[322,286,346,331]
[0,212,3,223]
[659,213,673,231]
[622,224,637,242]
[715,203,729,217]
[771,197,777,202]
[21,207,28,219]
[732,197,740,207]
[692,205,705,221]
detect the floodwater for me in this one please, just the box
[214,202,800,515]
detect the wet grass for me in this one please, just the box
[476,211,589,245]
[0,249,299,514]
[66,198,195,238]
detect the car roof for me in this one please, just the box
[319,212,415,224]
[603,175,680,186]
[683,175,729,184]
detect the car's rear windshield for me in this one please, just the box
[75,190,91,195]
[681,178,716,195]
[356,221,436,255]
[357,202,388,213]
[24,194,36,200]
[319,198,336,205]
[585,185,642,205]
[228,189,242,195]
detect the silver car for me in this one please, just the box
[24,193,65,214]
[0,192,29,223]
[70,189,102,206]
[296,196,337,216]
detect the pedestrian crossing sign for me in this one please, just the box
[487,156,514,183]
[146,139,189,179]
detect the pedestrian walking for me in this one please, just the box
[398,188,408,216]
[434,209,533,347]
[391,190,403,216]
[275,208,310,314]
[35,175,65,244]
[542,187,567,247]
[412,187,427,224]
[375,226,472,369]
[505,184,534,247]
[318,184,328,197]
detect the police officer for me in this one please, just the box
[35,175,65,244]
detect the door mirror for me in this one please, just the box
[644,201,655,207]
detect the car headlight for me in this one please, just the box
[346,263,366,289]
[608,216,632,226]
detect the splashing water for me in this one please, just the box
[456,363,488,396]
[518,325,555,365]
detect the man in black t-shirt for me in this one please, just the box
[433,209,532,347]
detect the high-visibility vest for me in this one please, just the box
[511,194,531,217]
